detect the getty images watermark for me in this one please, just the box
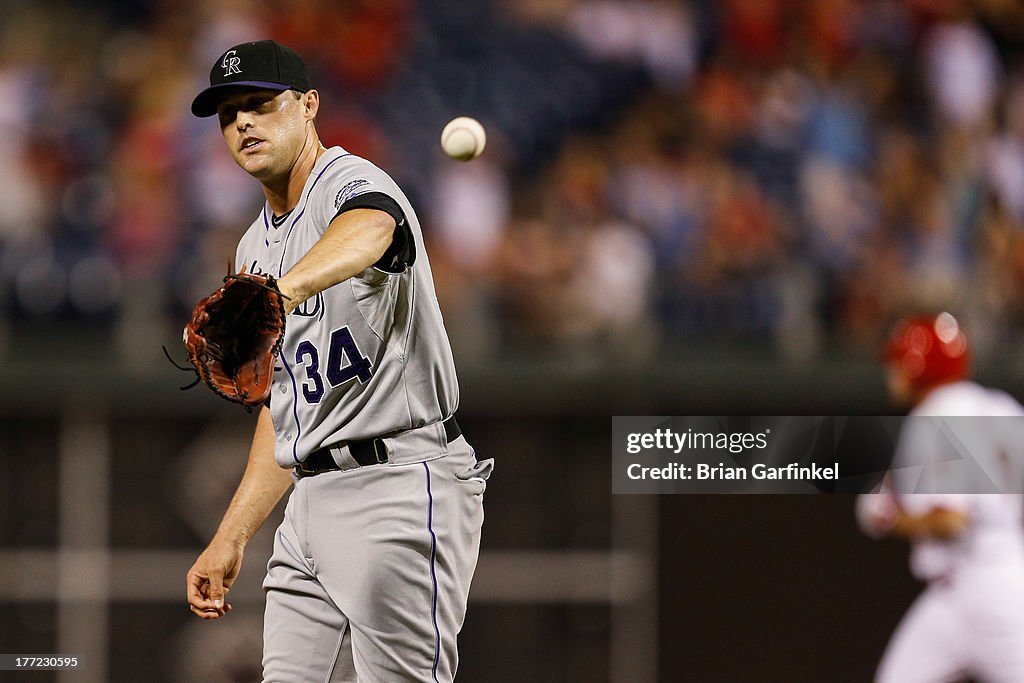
[626,430,835,483]
[618,420,839,493]
[613,416,1024,494]
[612,416,906,494]
[624,427,837,482]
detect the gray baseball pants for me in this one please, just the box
[262,435,490,682]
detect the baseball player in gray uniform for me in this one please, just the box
[184,40,492,682]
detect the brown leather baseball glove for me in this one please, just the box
[182,272,287,407]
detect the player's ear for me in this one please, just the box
[302,89,319,122]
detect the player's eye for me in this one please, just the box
[218,107,238,125]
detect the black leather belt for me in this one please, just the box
[295,417,461,478]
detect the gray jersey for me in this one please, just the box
[234,147,459,467]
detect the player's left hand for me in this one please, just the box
[274,277,302,315]
[183,271,288,406]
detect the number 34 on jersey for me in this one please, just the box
[292,326,373,404]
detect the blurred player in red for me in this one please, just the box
[857,312,1024,683]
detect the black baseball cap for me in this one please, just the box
[191,40,312,118]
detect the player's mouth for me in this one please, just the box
[240,136,265,153]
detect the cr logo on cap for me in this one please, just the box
[221,50,242,76]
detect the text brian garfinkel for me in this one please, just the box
[627,462,839,481]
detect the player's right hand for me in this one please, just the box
[186,539,245,619]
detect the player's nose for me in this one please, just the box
[235,112,255,132]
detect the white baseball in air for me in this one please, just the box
[441,116,486,161]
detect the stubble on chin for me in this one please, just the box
[235,150,276,181]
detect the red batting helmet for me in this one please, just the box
[883,312,969,392]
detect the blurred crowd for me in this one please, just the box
[2,0,1024,364]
